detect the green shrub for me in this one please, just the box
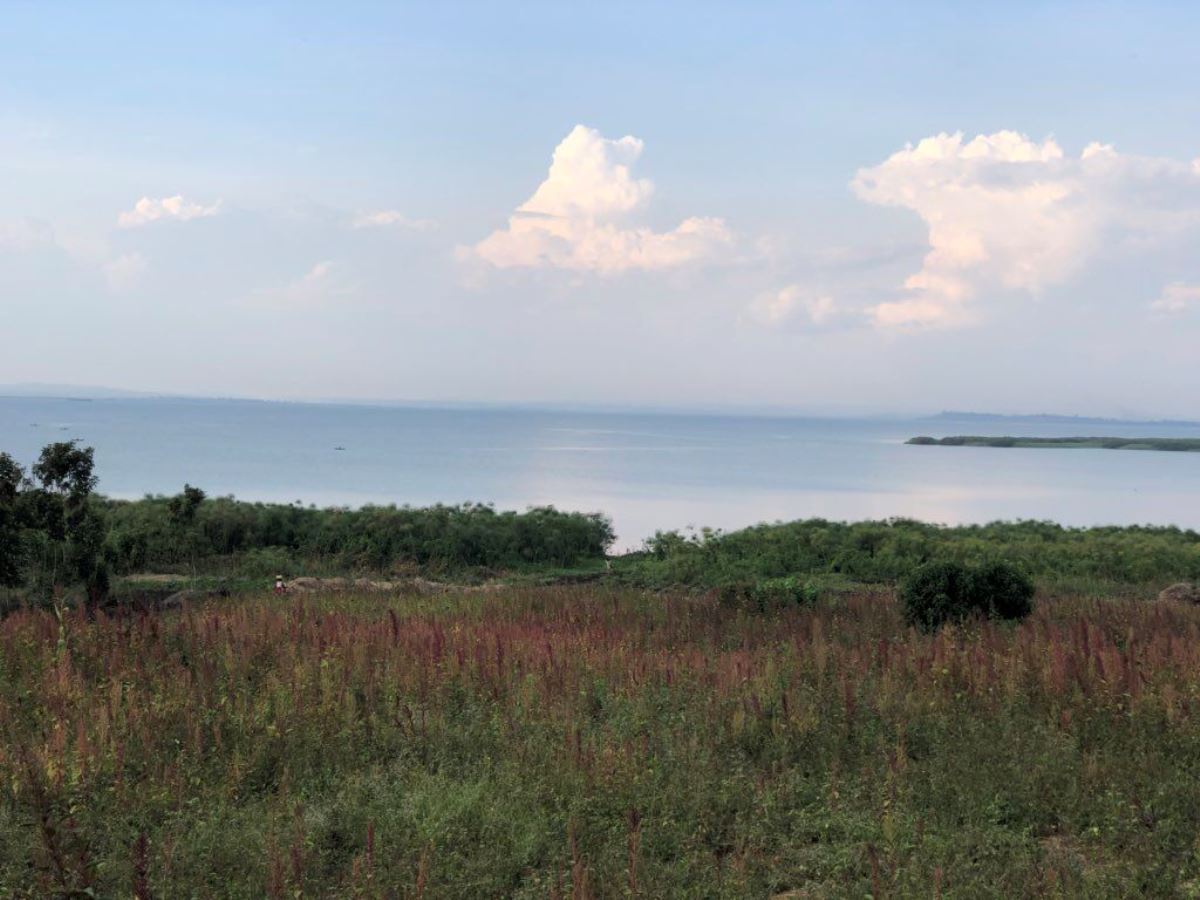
[716,576,818,611]
[236,547,296,579]
[101,496,614,575]
[716,580,755,609]
[901,560,977,631]
[970,559,1035,621]
[751,576,819,610]
[902,559,1034,632]
[627,518,1199,590]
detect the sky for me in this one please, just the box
[2,1,1199,417]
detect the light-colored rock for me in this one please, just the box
[1158,582,1200,604]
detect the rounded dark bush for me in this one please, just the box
[969,560,1035,621]
[902,559,1034,632]
[901,560,976,631]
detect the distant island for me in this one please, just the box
[929,411,1200,427]
[908,435,1200,452]
[0,382,163,400]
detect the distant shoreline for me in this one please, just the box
[929,411,1200,428]
[908,436,1200,452]
[3,388,1200,426]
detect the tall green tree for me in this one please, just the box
[167,484,207,574]
[0,453,25,588]
[24,442,109,606]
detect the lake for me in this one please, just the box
[3,397,1199,549]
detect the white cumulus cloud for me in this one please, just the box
[269,260,355,306]
[291,260,333,294]
[249,260,344,306]
[1151,281,1200,314]
[118,195,221,228]
[852,131,1200,328]
[746,286,839,329]
[103,252,147,292]
[470,125,731,273]
[0,217,55,251]
[352,210,434,230]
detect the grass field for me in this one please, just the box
[4,585,1200,897]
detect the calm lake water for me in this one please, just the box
[3,397,1199,549]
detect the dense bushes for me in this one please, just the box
[3,442,617,594]
[97,503,1200,590]
[1,442,110,604]
[717,575,820,611]
[753,575,820,609]
[103,495,615,575]
[969,559,1037,620]
[899,560,973,632]
[901,559,1035,631]
[629,518,1200,588]
[10,442,1200,599]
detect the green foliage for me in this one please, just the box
[901,559,1034,632]
[166,483,206,525]
[2,442,110,604]
[628,518,1200,589]
[755,575,819,608]
[715,580,754,608]
[102,495,614,576]
[3,443,616,590]
[971,559,1036,620]
[908,435,1200,452]
[900,560,976,631]
[717,576,820,611]
[0,454,24,588]
[234,546,297,579]
[31,440,97,497]
[0,453,21,503]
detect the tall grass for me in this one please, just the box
[3,587,1200,896]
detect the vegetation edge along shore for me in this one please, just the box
[908,435,1200,451]
[4,441,1200,613]
[7,442,1200,895]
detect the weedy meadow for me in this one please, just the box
[3,585,1200,897]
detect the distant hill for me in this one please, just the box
[0,383,165,400]
[930,411,1200,428]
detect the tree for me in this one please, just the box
[0,453,25,587]
[0,452,23,503]
[167,484,206,525]
[32,441,97,497]
[167,484,207,574]
[24,442,109,606]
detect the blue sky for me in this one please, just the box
[3,2,1199,415]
